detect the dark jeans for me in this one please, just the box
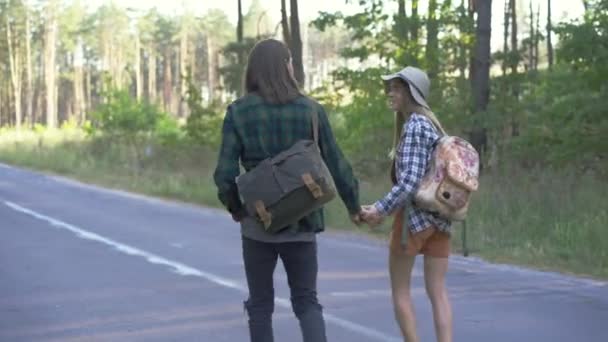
[242,237,327,342]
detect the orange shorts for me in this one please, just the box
[389,210,451,258]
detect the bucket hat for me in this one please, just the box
[381,66,430,109]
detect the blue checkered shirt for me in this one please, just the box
[374,113,452,234]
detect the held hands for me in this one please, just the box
[351,204,385,228]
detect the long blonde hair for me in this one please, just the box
[389,82,446,159]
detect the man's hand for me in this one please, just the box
[230,208,247,222]
[350,211,363,226]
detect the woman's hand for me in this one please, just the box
[361,205,384,227]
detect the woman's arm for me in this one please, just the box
[374,119,430,216]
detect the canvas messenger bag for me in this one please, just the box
[235,110,337,234]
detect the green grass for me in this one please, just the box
[1,129,606,279]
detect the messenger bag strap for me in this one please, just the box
[311,110,319,145]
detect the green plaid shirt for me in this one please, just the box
[213,94,360,233]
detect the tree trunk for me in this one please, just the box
[395,0,409,65]
[0,82,4,126]
[45,1,58,128]
[179,26,188,117]
[411,0,420,43]
[206,36,216,100]
[6,14,23,129]
[473,0,492,112]
[118,43,125,88]
[237,0,243,43]
[163,50,172,112]
[528,1,534,72]
[74,66,84,124]
[547,0,553,69]
[148,49,157,102]
[25,2,33,127]
[502,0,510,76]
[425,0,439,79]
[236,0,244,96]
[397,0,408,40]
[468,0,475,83]
[411,0,420,64]
[534,3,540,71]
[189,36,196,85]
[73,38,85,124]
[290,0,304,86]
[85,66,91,113]
[135,35,142,100]
[510,0,518,75]
[281,0,291,48]
[471,0,492,162]
[458,0,468,79]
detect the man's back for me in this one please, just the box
[214,92,360,234]
[227,93,322,171]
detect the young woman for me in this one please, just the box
[361,66,453,342]
[213,39,362,342]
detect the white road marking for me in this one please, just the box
[0,162,223,217]
[3,200,401,342]
[2,162,602,294]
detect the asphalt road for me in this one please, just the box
[1,163,607,342]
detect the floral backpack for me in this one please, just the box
[414,134,480,221]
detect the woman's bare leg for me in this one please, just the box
[424,256,452,342]
[389,251,418,342]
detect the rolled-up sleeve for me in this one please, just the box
[317,106,361,215]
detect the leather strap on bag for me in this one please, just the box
[302,173,323,199]
[254,200,272,229]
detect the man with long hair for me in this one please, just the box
[214,39,362,342]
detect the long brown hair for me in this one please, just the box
[388,79,446,159]
[244,39,301,104]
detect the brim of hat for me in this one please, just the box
[380,73,400,81]
[381,74,430,109]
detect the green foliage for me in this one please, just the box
[501,2,608,171]
[311,67,394,175]
[1,130,606,278]
[309,0,606,175]
[555,0,608,90]
[243,0,272,38]
[511,66,607,170]
[155,114,183,146]
[310,0,480,175]
[200,9,235,44]
[89,87,183,146]
[184,74,224,146]
[90,89,164,136]
[311,1,394,63]
[220,37,265,96]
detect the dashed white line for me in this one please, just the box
[3,200,401,342]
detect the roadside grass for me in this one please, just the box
[1,128,606,279]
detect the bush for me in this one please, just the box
[88,88,183,170]
[155,114,184,146]
[184,74,225,147]
[90,89,164,137]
